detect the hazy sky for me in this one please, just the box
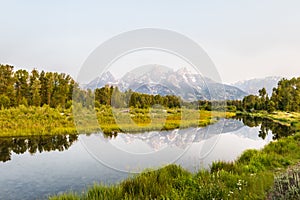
[1,0,300,84]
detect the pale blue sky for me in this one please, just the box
[1,0,300,83]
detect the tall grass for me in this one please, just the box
[268,164,300,199]
[0,105,77,136]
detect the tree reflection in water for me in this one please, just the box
[234,114,295,140]
[0,116,295,163]
[0,134,78,162]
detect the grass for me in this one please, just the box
[96,106,234,134]
[49,131,300,199]
[268,163,300,199]
[0,105,234,137]
[0,105,77,136]
[237,110,300,129]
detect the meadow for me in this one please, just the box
[0,105,234,137]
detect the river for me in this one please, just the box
[0,116,294,200]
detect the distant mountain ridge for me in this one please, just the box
[232,76,283,96]
[85,65,248,101]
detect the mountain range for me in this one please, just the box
[84,65,247,100]
[84,65,283,100]
[232,76,282,96]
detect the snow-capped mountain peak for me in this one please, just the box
[85,65,248,100]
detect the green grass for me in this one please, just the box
[94,106,233,134]
[0,105,234,137]
[0,105,77,136]
[49,130,300,199]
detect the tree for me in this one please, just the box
[0,65,15,106]
[0,95,10,109]
[14,69,29,106]
[45,72,54,106]
[269,78,300,112]
[258,87,267,110]
[29,69,40,105]
[31,79,41,106]
[267,100,276,113]
[111,87,125,108]
[242,95,259,112]
[243,77,300,112]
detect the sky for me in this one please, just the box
[1,0,300,84]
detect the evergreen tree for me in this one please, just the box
[0,65,15,106]
[14,69,29,106]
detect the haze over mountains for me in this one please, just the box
[232,76,282,96]
[84,65,282,100]
[85,65,248,101]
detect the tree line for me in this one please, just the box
[94,85,181,109]
[0,134,78,162]
[0,65,76,109]
[0,65,182,109]
[2,64,299,112]
[234,115,294,139]
[228,77,300,113]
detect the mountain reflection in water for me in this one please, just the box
[0,115,294,163]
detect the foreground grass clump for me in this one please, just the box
[49,166,273,200]
[268,163,300,199]
[50,132,300,199]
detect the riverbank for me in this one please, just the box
[49,131,300,199]
[49,111,300,199]
[237,111,300,132]
[0,105,77,137]
[0,105,234,137]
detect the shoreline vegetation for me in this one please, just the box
[0,104,234,137]
[237,110,300,131]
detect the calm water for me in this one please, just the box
[0,116,294,200]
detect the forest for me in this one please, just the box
[0,64,181,110]
[227,77,300,113]
[0,64,75,109]
[1,64,300,114]
[94,86,181,109]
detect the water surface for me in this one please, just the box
[0,117,293,200]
